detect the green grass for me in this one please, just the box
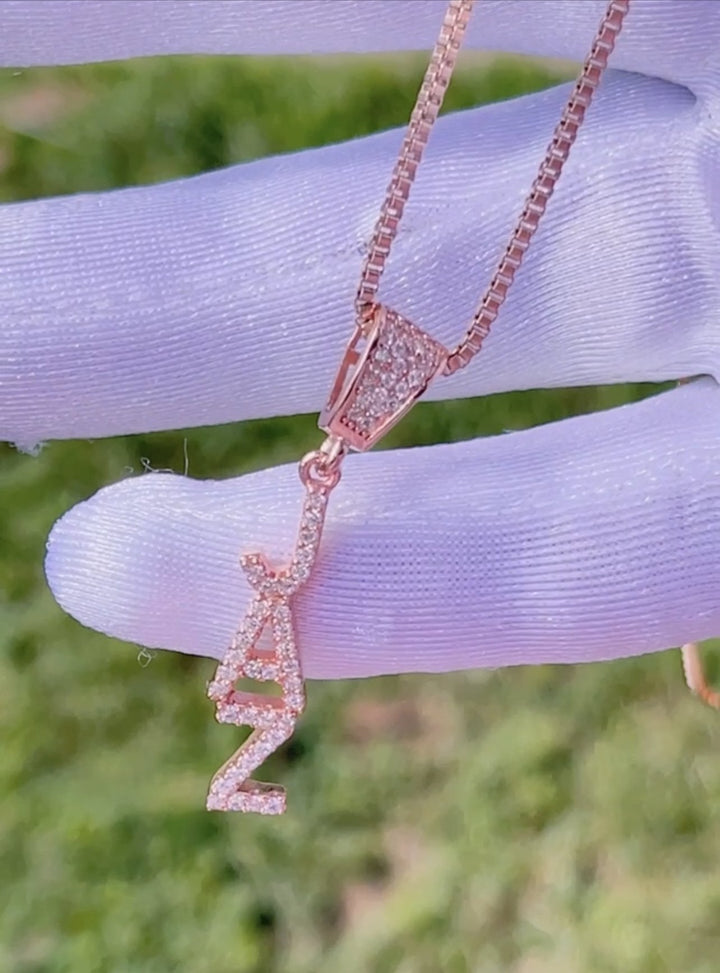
[2,53,720,973]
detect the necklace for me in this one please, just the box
[205,0,632,815]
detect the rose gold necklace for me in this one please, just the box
[205,0,632,815]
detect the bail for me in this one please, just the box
[319,304,448,451]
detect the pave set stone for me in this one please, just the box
[205,487,328,814]
[324,308,447,450]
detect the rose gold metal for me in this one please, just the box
[356,0,630,366]
[206,469,342,813]
[209,0,633,813]
[355,0,474,326]
[300,437,347,490]
[320,304,447,451]
[681,643,720,710]
[445,0,630,373]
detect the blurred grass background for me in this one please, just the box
[1,51,720,973]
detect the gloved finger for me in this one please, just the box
[45,378,720,679]
[0,0,714,95]
[3,68,718,448]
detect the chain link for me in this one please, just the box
[355,0,631,370]
[445,0,630,372]
[355,0,474,325]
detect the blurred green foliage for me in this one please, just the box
[1,53,719,973]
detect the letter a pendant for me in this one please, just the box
[206,560,306,814]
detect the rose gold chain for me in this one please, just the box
[355,0,631,373]
[446,0,630,372]
[355,0,474,324]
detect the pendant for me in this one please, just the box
[205,485,330,814]
[205,304,448,813]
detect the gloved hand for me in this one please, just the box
[2,0,719,678]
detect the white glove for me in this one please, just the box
[1,1,718,678]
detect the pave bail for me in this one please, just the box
[319,305,448,451]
